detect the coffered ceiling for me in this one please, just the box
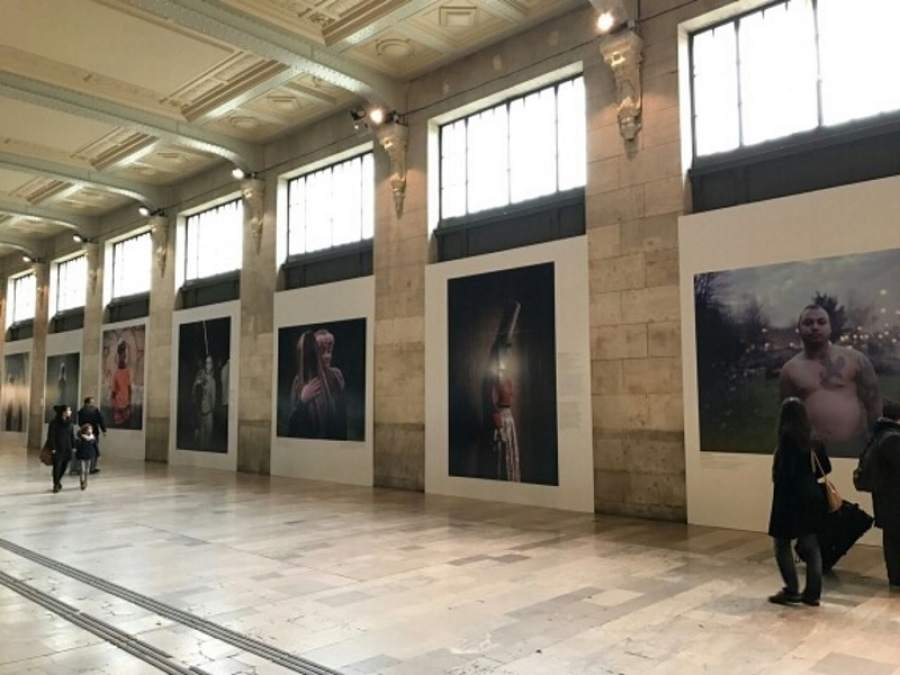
[0,0,583,259]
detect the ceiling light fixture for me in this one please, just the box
[138,205,151,217]
[22,255,31,263]
[597,11,616,33]
[368,107,386,125]
[72,234,84,243]
[231,167,247,180]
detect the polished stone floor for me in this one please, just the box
[1,445,898,675]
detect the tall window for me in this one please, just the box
[111,232,152,298]
[54,255,87,313]
[287,152,374,256]
[184,199,243,281]
[691,0,900,158]
[8,273,36,324]
[439,76,586,221]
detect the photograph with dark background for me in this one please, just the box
[3,353,29,432]
[448,262,558,485]
[694,248,900,457]
[176,317,230,452]
[276,318,366,441]
[44,352,80,423]
[102,325,145,430]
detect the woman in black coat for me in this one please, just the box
[45,405,75,493]
[768,397,830,606]
[75,423,99,491]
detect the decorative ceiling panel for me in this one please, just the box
[2,216,65,237]
[347,32,444,77]
[0,168,37,194]
[111,143,221,185]
[0,98,118,154]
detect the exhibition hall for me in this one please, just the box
[0,0,898,673]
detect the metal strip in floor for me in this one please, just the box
[0,569,210,675]
[0,538,342,675]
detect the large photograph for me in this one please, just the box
[176,317,230,452]
[3,353,29,432]
[276,318,366,441]
[694,248,900,457]
[101,325,146,430]
[448,263,559,485]
[44,352,80,422]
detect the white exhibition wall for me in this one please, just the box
[44,329,83,437]
[680,174,900,544]
[97,318,148,461]
[270,276,374,486]
[169,301,240,471]
[1,337,32,444]
[425,235,595,513]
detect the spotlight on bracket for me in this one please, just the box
[22,255,32,263]
[73,233,84,243]
[232,167,247,180]
[350,107,368,132]
[369,107,386,125]
[138,205,151,217]
[596,10,616,33]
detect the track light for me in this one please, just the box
[596,11,616,33]
[138,205,151,217]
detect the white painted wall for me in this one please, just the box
[270,276,374,486]
[169,301,240,471]
[425,236,595,513]
[680,175,900,544]
[97,318,148,461]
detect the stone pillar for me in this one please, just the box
[236,177,274,474]
[80,242,103,402]
[373,120,426,491]
[27,261,50,449]
[145,215,175,462]
[585,24,686,521]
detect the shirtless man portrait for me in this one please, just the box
[780,304,882,457]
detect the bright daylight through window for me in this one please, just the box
[54,255,86,313]
[440,76,586,221]
[287,152,374,256]
[111,232,152,299]
[9,273,36,324]
[691,0,900,158]
[184,199,243,281]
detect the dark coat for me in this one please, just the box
[865,419,900,530]
[45,416,75,460]
[75,435,99,461]
[77,405,106,436]
[768,440,830,539]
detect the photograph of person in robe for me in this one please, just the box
[276,318,366,441]
[694,248,900,457]
[176,317,230,452]
[44,353,80,423]
[448,263,558,486]
[3,353,29,432]
[101,325,145,429]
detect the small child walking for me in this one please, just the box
[75,423,99,490]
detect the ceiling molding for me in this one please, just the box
[0,71,262,171]
[0,231,44,259]
[0,151,165,207]
[477,0,527,22]
[0,198,100,237]
[119,0,406,110]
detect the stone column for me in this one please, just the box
[236,177,274,474]
[27,261,50,449]
[145,215,175,462]
[373,119,427,491]
[585,24,686,521]
[80,242,103,402]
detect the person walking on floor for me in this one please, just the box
[854,400,900,589]
[45,405,75,493]
[75,423,99,491]
[77,396,106,474]
[768,397,830,606]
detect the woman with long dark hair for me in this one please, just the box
[768,397,831,606]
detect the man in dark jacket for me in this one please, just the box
[77,397,106,474]
[45,405,75,493]
[855,400,900,588]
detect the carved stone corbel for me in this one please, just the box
[599,30,644,143]
[83,241,100,295]
[241,178,265,254]
[375,121,409,219]
[149,215,170,279]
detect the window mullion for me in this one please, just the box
[811,0,824,127]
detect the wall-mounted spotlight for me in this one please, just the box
[597,11,616,33]
[138,205,151,217]
[73,233,84,243]
[21,255,31,263]
[350,107,368,132]
[232,167,246,180]
[369,107,386,125]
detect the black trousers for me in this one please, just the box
[52,450,71,487]
[884,527,900,586]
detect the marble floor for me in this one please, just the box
[0,446,898,675]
